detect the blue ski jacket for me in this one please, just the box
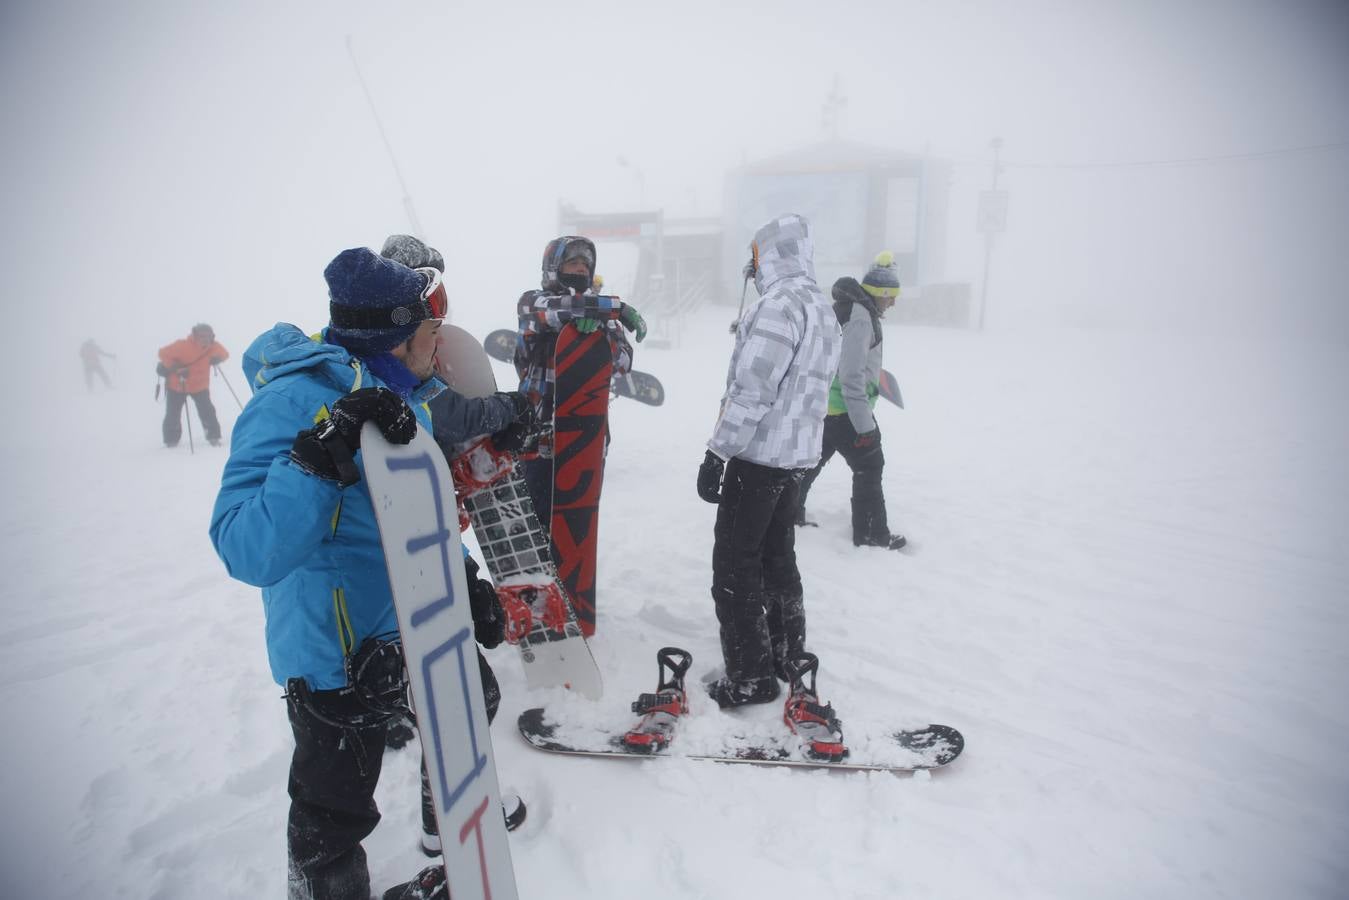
[209,322,448,690]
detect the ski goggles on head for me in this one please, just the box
[417,267,448,320]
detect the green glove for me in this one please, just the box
[620,305,647,343]
[573,318,602,334]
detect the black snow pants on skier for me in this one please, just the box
[798,413,890,545]
[711,458,808,682]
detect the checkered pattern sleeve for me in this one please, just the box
[708,298,801,461]
[519,291,624,331]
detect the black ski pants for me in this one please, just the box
[798,414,890,543]
[285,686,388,900]
[285,653,499,900]
[711,458,807,681]
[162,388,221,445]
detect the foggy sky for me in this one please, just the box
[2,0,1347,387]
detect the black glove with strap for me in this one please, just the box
[290,387,417,487]
[464,556,506,649]
[853,427,881,450]
[697,450,725,504]
[493,392,540,455]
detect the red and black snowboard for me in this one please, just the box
[549,324,612,637]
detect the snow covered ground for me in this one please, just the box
[2,309,1346,899]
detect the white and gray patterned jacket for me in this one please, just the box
[708,214,842,469]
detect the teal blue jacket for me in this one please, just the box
[209,323,445,690]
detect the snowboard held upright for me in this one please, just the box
[435,325,602,698]
[361,423,519,900]
[549,325,612,637]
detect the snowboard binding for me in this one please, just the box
[622,647,692,753]
[497,582,572,643]
[782,652,848,762]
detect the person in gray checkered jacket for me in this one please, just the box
[697,214,842,708]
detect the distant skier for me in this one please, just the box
[796,251,907,550]
[157,323,228,447]
[696,214,843,714]
[513,235,646,524]
[80,338,115,390]
[209,247,511,900]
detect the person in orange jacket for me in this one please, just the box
[158,323,229,447]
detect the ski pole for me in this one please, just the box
[214,364,243,411]
[180,375,195,455]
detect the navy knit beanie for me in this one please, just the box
[325,247,431,356]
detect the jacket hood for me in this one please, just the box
[752,214,815,292]
[242,323,360,396]
[832,276,879,314]
[540,236,597,290]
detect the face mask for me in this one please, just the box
[558,272,591,293]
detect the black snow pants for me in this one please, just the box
[162,388,221,445]
[284,685,389,900]
[711,458,807,682]
[798,413,890,544]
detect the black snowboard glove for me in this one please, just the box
[697,450,725,504]
[493,393,540,455]
[464,556,505,649]
[853,428,880,450]
[290,387,417,487]
[494,391,533,425]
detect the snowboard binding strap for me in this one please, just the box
[782,653,848,762]
[622,647,692,753]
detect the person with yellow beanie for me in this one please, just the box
[797,251,906,550]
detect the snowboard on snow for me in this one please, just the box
[361,423,519,900]
[878,368,904,409]
[434,325,602,698]
[516,706,963,773]
[483,327,665,407]
[549,324,612,637]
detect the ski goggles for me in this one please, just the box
[418,267,448,320]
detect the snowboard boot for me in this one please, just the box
[709,603,780,708]
[782,652,848,762]
[383,864,447,900]
[855,531,907,550]
[385,714,416,751]
[706,673,780,709]
[421,794,527,855]
[764,590,806,683]
[623,647,692,752]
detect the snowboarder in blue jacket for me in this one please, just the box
[209,246,528,900]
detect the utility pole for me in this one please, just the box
[977,137,1007,330]
[346,36,425,239]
